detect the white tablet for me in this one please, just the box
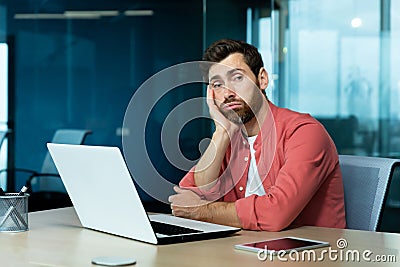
[234,236,330,254]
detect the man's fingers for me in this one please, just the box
[206,86,220,109]
[173,186,188,194]
[168,194,175,203]
[171,205,190,219]
[172,186,180,193]
[169,194,188,207]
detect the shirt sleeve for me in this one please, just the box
[235,121,338,231]
[179,167,197,188]
[179,167,226,201]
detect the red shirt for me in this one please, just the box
[179,101,346,231]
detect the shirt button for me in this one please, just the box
[244,156,249,161]
[239,186,244,191]
[243,140,246,145]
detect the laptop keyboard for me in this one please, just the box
[150,221,202,236]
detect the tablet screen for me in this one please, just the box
[244,238,322,250]
[235,237,329,253]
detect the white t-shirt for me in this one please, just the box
[245,135,266,197]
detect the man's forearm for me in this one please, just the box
[194,128,230,187]
[199,202,242,228]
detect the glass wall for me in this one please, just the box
[268,0,400,157]
[1,0,205,197]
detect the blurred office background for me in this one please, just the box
[0,0,399,228]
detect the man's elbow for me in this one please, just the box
[241,221,289,232]
[261,221,290,232]
[257,214,294,232]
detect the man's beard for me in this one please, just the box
[219,97,260,124]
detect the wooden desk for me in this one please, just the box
[0,207,399,266]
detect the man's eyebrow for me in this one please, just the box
[227,68,246,75]
[209,68,246,81]
[209,74,221,81]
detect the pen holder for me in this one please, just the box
[0,193,29,232]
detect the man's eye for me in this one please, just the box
[211,82,223,89]
[232,74,243,81]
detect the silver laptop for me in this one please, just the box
[47,143,240,245]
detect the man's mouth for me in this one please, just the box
[222,101,243,110]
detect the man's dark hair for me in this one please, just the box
[202,39,264,78]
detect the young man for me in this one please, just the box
[168,39,346,231]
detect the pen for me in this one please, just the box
[17,186,28,196]
[13,186,29,228]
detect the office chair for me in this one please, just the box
[0,129,92,211]
[379,164,400,232]
[339,155,400,231]
[26,129,92,191]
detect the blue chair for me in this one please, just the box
[339,155,400,231]
[25,129,92,211]
[26,129,92,193]
[0,129,91,211]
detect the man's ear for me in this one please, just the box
[258,67,269,90]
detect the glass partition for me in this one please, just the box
[270,0,400,157]
[1,0,204,196]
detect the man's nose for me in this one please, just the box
[222,84,236,98]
